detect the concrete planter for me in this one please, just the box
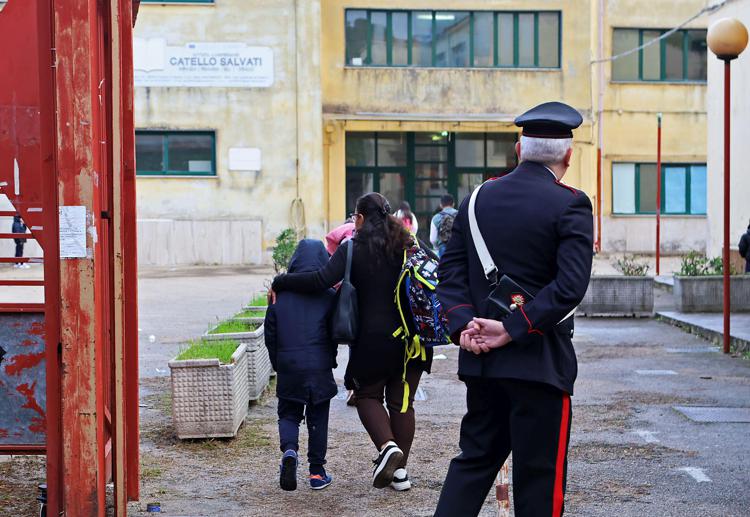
[204,323,271,400]
[231,317,265,326]
[578,276,654,317]
[169,343,249,439]
[241,305,267,314]
[673,275,750,313]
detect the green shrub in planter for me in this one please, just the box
[176,338,241,363]
[169,339,249,439]
[234,309,266,319]
[272,228,297,273]
[208,320,261,335]
[612,255,650,276]
[679,251,737,276]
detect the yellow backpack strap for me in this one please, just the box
[400,335,422,413]
[401,380,411,414]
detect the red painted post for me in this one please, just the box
[119,0,141,502]
[723,60,731,354]
[53,0,109,512]
[596,148,602,253]
[656,113,662,276]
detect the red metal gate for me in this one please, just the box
[0,0,140,515]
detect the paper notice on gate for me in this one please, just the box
[59,205,87,258]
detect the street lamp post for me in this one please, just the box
[707,18,748,354]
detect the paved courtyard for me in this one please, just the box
[2,266,750,516]
[133,268,750,516]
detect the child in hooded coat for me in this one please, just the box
[264,239,338,491]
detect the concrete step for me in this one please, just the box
[656,311,750,355]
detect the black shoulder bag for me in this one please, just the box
[332,240,359,344]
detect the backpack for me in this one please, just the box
[392,244,451,411]
[437,211,456,244]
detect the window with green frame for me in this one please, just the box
[136,130,216,176]
[345,10,560,68]
[612,28,707,82]
[612,163,706,215]
[345,132,408,213]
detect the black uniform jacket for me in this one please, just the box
[437,160,594,394]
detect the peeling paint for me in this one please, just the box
[3,351,45,376]
[0,313,46,446]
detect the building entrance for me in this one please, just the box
[346,131,518,241]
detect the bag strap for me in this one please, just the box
[344,239,353,282]
[468,183,500,284]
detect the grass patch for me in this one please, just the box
[234,309,266,318]
[175,339,240,364]
[209,320,260,335]
[248,293,268,307]
[140,455,164,481]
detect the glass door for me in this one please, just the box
[413,132,450,242]
[452,132,518,203]
[344,131,518,244]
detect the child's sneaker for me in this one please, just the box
[309,471,333,490]
[372,441,404,489]
[390,468,411,491]
[279,449,298,491]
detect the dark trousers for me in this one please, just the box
[354,366,422,469]
[435,377,572,517]
[15,242,24,261]
[277,398,330,468]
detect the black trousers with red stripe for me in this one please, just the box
[434,377,572,517]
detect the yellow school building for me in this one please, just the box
[132,0,712,265]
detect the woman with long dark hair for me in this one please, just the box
[270,192,433,491]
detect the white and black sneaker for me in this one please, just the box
[390,468,411,491]
[372,441,404,489]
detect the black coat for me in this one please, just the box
[12,217,26,245]
[739,229,750,272]
[264,239,338,405]
[437,161,594,395]
[272,237,433,390]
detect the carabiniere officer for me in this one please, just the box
[434,101,594,517]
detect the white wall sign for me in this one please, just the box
[133,39,274,88]
[59,206,87,259]
[228,148,262,171]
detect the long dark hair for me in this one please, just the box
[355,192,412,266]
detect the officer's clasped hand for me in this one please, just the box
[459,318,512,355]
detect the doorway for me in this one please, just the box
[346,131,518,241]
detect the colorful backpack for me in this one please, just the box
[394,245,451,348]
[392,244,451,411]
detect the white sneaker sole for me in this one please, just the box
[372,447,404,489]
[390,479,411,491]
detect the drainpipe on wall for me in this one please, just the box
[596,0,605,253]
[290,0,306,239]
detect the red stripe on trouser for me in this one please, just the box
[552,394,571,517]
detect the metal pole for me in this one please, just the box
[723,59,731,354]
[595,0,605,253]
[656,113,662,276]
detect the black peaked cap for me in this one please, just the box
[514,101,583,139]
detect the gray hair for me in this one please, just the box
[519,135,572,166]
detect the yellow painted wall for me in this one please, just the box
[132,0,712,261]
[134,0,324,264]
[320,0,597,224]
[597,0,708,252]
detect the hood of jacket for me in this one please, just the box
[288,239,330,273]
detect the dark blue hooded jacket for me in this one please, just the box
[264,239,338,405]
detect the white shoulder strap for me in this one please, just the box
[468,183,498,282]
